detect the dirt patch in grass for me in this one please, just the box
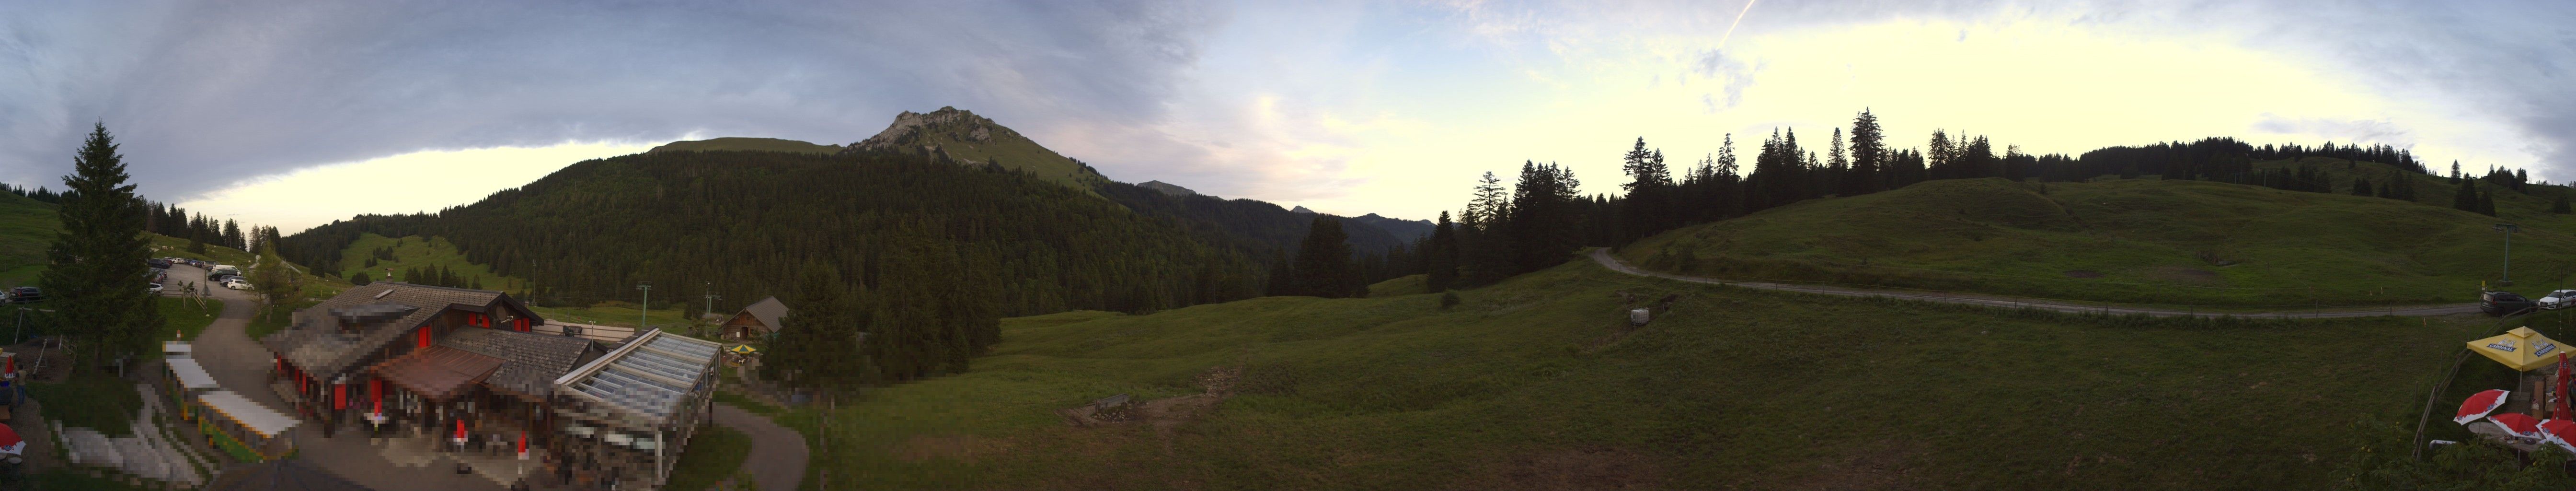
[1448,446,1663,491]
[1778,443,1923,491]
[2061,269,2105,279]
[895,434,1016,463]
[2141,266,2225,286]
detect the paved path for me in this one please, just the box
[713,403,807,491]
[1588,248,2484,318]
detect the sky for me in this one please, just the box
[2,0,2571,233]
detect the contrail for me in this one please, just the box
[1718,0,1760,48]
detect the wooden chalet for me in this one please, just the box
[718,296,787,340]
[259,283,592,443]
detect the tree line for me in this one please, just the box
[1362,109,2537,293]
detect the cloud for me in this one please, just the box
[2250,114,2410,146]
[0,0,1223,205]
[1691,50,1757,110]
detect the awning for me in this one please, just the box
[369,346,505,401]
[166,357,221,391]
[197,391,299,438]
[2469,327,2570,371]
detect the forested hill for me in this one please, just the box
[276,150,1269,317]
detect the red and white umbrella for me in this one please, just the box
[2459,389,2512,425]
[2492,412,2544,437]
[0,423,23,456]
[2540,419,2576,453]
[453,420,468,444]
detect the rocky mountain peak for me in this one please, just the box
[851,106,1020,151]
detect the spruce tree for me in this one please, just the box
[2352,177,2371,196]
[1290,216,1356,298]
[1848,109,1884,194]
[41,123,164,372]
[1425,212,1460,292]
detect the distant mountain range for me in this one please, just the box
[649,107,1435,246]
[282,107,1438,316]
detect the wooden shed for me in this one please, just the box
[719,296,789,340]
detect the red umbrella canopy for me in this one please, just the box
[2541,420,2576,453]
[2493,413,2544,437]
[0,423,22,456]
[2459,389,2512,425]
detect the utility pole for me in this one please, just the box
[637,281,652,329]
[702,282,720,339]
[2497,223,2520,286]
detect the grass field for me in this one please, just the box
[1364,274,1429,297]
[28,374,141,437]
[665,424,754,491]
[158,295,222,341]
[1621,174,2576,308]
[767,258,2486,490]
[529,301,693,328]
[332,233,525,290]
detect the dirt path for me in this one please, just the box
[713,403,807,491]
[1588,248,2482,318]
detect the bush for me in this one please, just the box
[1439,291,1461,310]
[351,272,371,286]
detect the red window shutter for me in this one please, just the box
[418,327,432,348]
[334,383,347,409]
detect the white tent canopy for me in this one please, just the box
[197,391,299,438]
[165,357,220,391]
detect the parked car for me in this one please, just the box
[147,258,171,269]
[5,287,40,304]
[2483,291,2540,316]
[147,283,163,295]
[2542,290,2576,310]
[224,279,251,291]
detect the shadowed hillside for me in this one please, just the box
[1618,175,2576,306]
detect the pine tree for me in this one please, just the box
[1290,216,1357,298]
[1618,138,1671,244]
[40,123,164,371]
[2455,180,2481,213]
[763,265,868,390]
[1848,109,1884,194]
[2351,177,2372,196]
[1263,250,1293,296]
[1425,211,1460,292]
[2553,193,2573,214]
[352,272,373,286]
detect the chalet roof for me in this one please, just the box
[369,346,505,401]
[554,329,722,425]
[439,328,601,398]
[261,282,517,376]
[739,296,788,330]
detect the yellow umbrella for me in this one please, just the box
[2468,327,2571,372]
[726,344,758,355]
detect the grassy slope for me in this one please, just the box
[1621,172,2576,307]
[529,301,692,328]
[0,193,56,287]
[666,425,754,491]
[651,137,844,155]
[882,125,1107,190]
[330,232,694,327]
[783,259,2482,490]
[333,233,524,290]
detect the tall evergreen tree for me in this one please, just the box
[41,123,164,371]
[763,265,873,390]
[1848,109,1885,194]
[1618,138,1672,244]
[1289,216,1358,298]
[1424,211,1460,292]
